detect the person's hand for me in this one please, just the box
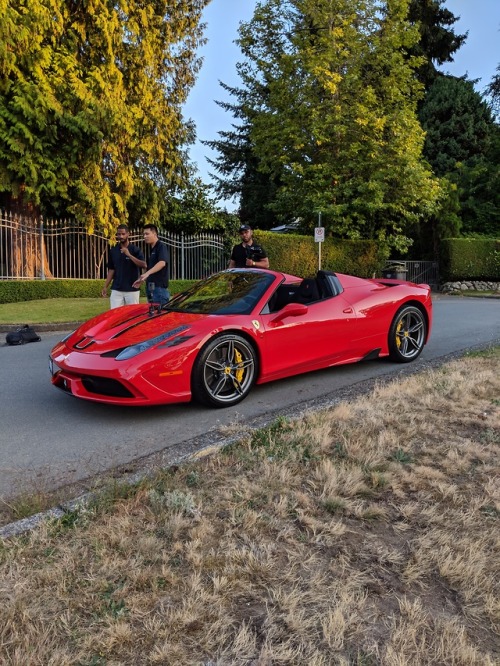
[133,275,146,288]
[120,246,131,257]
[101,287,108,297]
[245,258,256,267]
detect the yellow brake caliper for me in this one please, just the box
[234,348,244,385]
[396,319,403,348]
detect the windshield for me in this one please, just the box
[166,271,275,315]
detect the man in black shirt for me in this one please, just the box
[102,224,146,308]
[229,225,269,269]
[133,224,170,306]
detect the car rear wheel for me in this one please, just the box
[192,334,257,407]
[388,305,427,363]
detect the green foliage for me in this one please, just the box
[440,238,500,281]
[409,176,461,259]
[165,178,239,235]
[215,0,441,252]
[254,231,387,278]
[420,76,495,176]
[0,279,193,304]
[407,0,466,91]
[205,85,283,229]
[0,0,209,234]
[452,126,500,237]
[419,76,499,239]
[127,176,239,236]
[486,64,500,119]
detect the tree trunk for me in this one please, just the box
[9,214,53,279]
[2,196,53,279]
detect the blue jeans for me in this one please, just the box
[147,283,170,306]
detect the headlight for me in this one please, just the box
[116,325,190,361]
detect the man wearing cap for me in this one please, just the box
[229,224,270,269]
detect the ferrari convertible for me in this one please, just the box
[49,269,432,408]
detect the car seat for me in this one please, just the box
[296,278,320,304]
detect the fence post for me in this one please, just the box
[40,216,45,280]
[181,231,185,281]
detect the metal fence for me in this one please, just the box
[0,209,442,286]
[0,209,228,281]
[387,259,440,289]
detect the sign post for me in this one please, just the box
[314,213,325,270]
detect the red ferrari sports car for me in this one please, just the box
[49,269,432,408]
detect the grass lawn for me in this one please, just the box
[0,297,149,325]
[1,347,499,664]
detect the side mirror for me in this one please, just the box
[270,302,308,323]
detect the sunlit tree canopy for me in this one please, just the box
[0,0,209,234]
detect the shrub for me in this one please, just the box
[440,238,500,281]
[254,231,387,278]
[0,279,194,304]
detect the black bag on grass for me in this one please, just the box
[6,325,41,345]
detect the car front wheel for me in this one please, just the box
[192,334,257,407]
[388,305,427,363]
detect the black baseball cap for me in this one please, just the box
[239,224,252,232]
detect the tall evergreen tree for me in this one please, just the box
[206,82,281,229]
[419,75,499,236]
[0,0,209,234]
[419,75,493,176]
[214,0,440,251]
[486,64,500,119]
[407,0,467,90]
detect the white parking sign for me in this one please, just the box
[314,227,325,242]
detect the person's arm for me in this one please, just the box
[228,259,236,268]
[246,256,269,269]
[134,260,166,286]
[101,269,115,297]
[245,245,269,269]
[257,257,270,268]
[121,246,147,269]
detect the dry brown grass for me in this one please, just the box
[1,349,499,665]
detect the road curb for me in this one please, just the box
[0,439,229,540]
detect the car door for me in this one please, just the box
[258,293,359,382]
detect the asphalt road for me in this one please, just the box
[0,295,498,502]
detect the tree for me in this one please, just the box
[215,0,440,251]
[407,0,467,90]
[166,177,238,235]
[409,177,461,259]
[453,125,500,236]
[419,75,494,176]
[419,75,499,237]
[486,64,500,119]
[206,84,283,230]
[0,0,209,236]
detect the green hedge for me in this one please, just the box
[0,279,194,305]
[253,231,387,278]
[440,238,500,281]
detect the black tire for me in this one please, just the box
[191,334,258,407]
[388,305,427,363]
